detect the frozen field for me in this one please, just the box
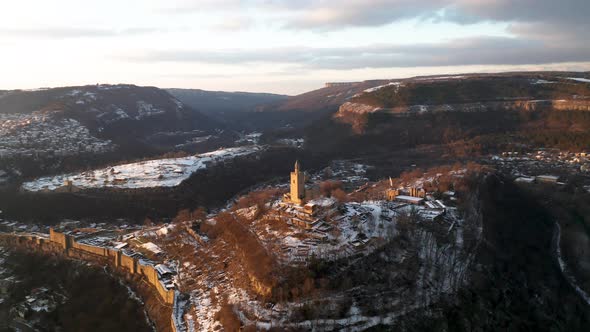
[22,146,262,192]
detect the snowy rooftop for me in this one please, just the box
[395,195,424,203]
[142,242,163,254]
[307,197,337,207]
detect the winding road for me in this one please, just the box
[553,222,590,306]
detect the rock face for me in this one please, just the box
[336,102,382,115]
[334,99,590,134]
[337,99,590,117]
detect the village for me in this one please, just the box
[485,148,590,191]
[0,111,113,160]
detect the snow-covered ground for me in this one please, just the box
[363,82,401,94]
[22,146,263,192]
[276,138,304,148]
[258,197,446,264]
[565,77,590,83]
[236,132,262,145]
[532,79,557,84]
[233,195,470,330]
[136,101,166,119]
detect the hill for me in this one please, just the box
[350,73,590,108]
[304,72,590,155]
[167,88,288,123]
[275,80,393,113]
[169,82,395,131]
[0,84,216,135]
[0,84,220,178]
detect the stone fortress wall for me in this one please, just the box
[0,230,183,332]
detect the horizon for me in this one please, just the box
[1,0,590,94]
[5,68,590,97]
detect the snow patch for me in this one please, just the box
[136,101,166,119]
[363,82,401,94]
[565,77,590,83]
[22,146,262,191]
[532,79,557,84]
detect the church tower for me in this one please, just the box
[290,160,306,205]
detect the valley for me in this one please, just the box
[1,72,590,331]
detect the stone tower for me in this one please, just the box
[290,160,306,205]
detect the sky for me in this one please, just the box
[0,0,589,95]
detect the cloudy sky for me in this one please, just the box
[1,0,589,95]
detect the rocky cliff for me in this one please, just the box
[337,99,590,117]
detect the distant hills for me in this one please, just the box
[350,74,590,108]
[167,88,288,120]
[170,81,395,130]
[0,85,221,177]
[2,72,590,177]
[303,72,590,155]
[0,84,216,135]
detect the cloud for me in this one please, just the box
[156,1,589,48]
[162,0,589,52]
[445,0,588,25]
[441,0,590,43]
[267,0,589,31]
[0,27,159,39]
[280,0,444,30]
[173,0,586,44]
[124,36,590,70]
[211,17,254,32]
[159,0,243,13]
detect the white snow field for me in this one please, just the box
[22,146,262,192]
[565,77,590,83]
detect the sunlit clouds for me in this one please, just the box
[0,0,588,94]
